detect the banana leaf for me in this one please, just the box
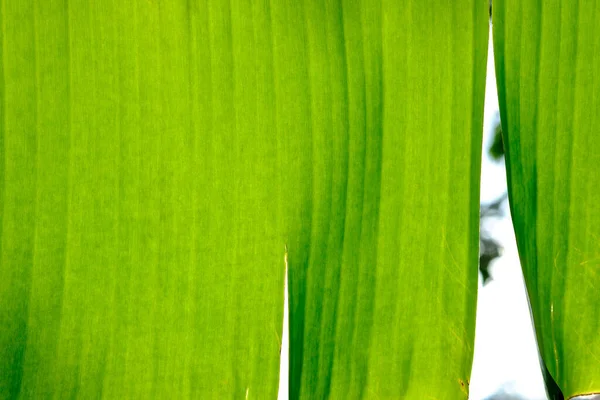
[493,0,600,397]
[281,1,488,398]
[0,1,284,398]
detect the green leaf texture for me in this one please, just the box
[281,1,488,398]
[0,1,285,398]
[0,0,489,399]
[494,0,600,397]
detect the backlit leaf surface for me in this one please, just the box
[0,1,284,398]
[281,1,488,398]
[494,0,600,397]
[0,0,488,399]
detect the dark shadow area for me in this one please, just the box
[479,193,507,284]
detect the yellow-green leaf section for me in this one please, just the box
[281,1,488,398]
[494,0,600,397]
[0,0,489,399]
[0,1,284,398]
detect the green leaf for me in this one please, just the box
[494,0,600,397]
[0,0,488,399]
[0,1,284,398]
[280,1,488,398]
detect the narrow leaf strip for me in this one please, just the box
[279,1,489,398]
[494,0,600,397]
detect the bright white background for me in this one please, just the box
[277,28,548,400]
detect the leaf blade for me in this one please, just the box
[1,1,285,398]
[281,1,489,398]
[494,0,600,396]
